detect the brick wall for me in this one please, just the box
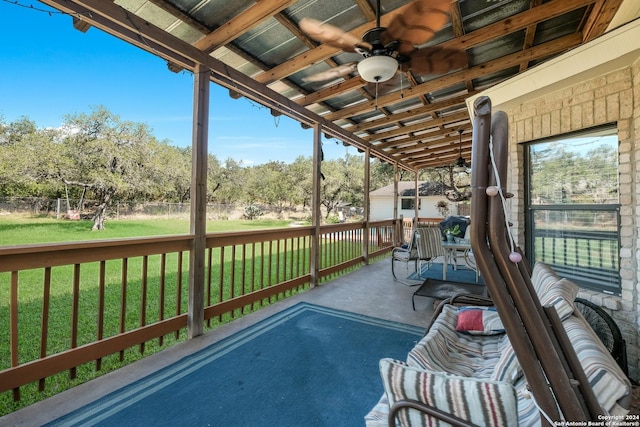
[499,59,639,382]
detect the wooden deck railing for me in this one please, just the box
[0,220,395,402]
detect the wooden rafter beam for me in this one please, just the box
[194,0,297,53]
[295,77,366,106]
[325,32,582,121]
[254,3,413,84]
[354,0,376,22]
[376,127,471,152]
[520,0,544,72]
[582,0,625,42]
[364,111,470,142]
[345,92,477,133]
[439,0,595,51]
[292,0,595,115]
[449,1,473,93]
[387,134,471,157]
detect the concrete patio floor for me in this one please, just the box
[1,257,436,426]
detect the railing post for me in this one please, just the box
[188,63,209,339]
[363,148,370,264]
[310,123,322,287]
[413,171,419,229]
[393,163,399,245]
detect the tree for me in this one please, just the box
[211,158,246,204]
[57,106,167,230]
[245,161,291,213]
[288,156,313,209]
[0,117,62,198]
[319,155,364,218]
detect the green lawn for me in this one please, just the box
[0,216,293,246]
[0,215,296,415]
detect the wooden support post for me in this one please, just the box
[413,172,419,228]
[188,63,209,339]
[393,163,399,245]
[310,123,322,287]
[363,148,370,264]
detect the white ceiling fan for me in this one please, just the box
[299,0,467,84]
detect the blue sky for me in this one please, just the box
[0,1,354,165]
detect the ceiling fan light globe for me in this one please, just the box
[357,55,398,83]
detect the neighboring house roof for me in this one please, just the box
[370,181,449,197]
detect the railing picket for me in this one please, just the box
[11,271,19,401]
[259,241,265,306]
[241,243,246,313]
[268,240,273,302]
[175,251,183,340]
[218,247,224,323]
[230,245,236,317]
[158,254,166,346]
[249,243,256,311]
[287,237,292,291]
[97,261,106,370]
[70,264,80,379]
[206,248,212,328]
[39,267,51,392]
[119,258,128,362]
[276,240,281,289]
[139,256,148,354]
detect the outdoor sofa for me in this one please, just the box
[365,262,632,426]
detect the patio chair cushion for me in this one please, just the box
[379,358,519,427]
[456,306,505,335]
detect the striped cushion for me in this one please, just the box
[530,262,560,296]
[539,277,578,320]
[513,379,541,427]
[364,394,391,427]
[531,263,576,320]
[380,358,519,427]
[407,306,503,379]
[562,315,631,414]
[490,337,523,383]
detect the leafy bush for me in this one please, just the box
[325,214,341,224]
[243,204,264,220]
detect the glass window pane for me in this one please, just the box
[532,208,619,294]
[526,126,620,295]
[529,128,618,205]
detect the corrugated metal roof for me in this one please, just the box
[44,0,634,171]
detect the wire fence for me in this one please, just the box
[0,197,308,221]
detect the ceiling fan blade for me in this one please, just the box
[299,18,371,53]
[303,63,358,83]
[404,46,467,75]
[382,0,453,55]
